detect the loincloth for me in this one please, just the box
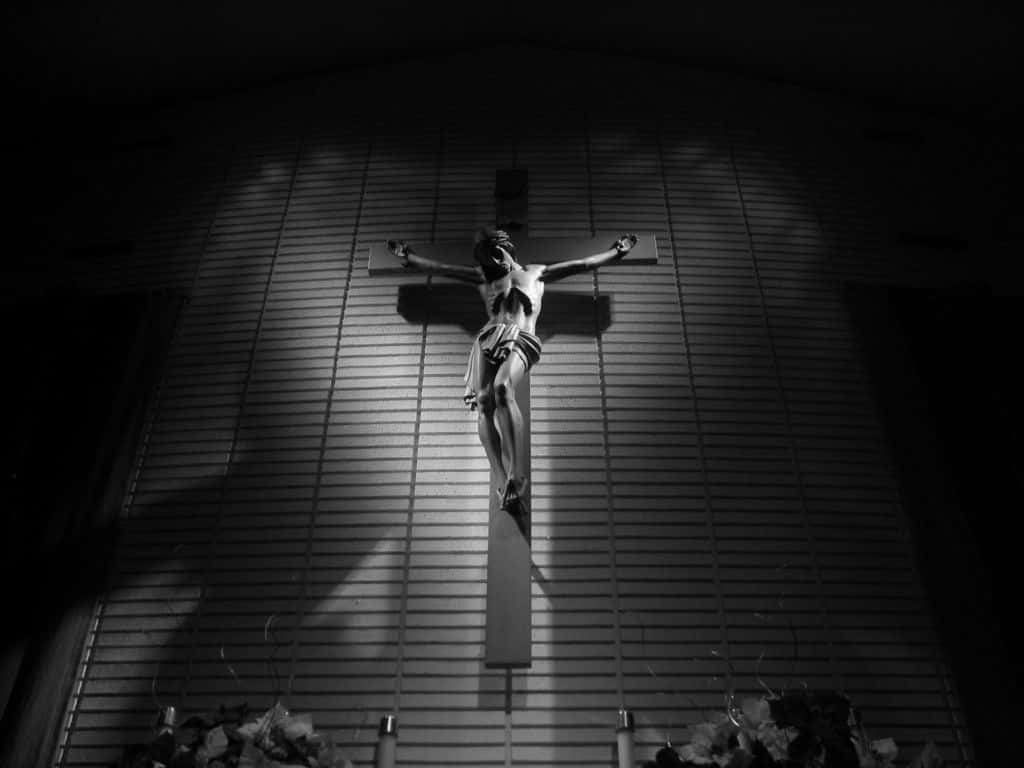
[463,323,542,409]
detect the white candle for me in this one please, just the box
[616,709,635,768]
[376,714,397,768]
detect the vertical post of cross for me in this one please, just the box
[485,168,533,668]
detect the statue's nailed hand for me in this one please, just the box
[387,239,413,267]
[614,234,638,254]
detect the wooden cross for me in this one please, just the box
[371,176,657,668]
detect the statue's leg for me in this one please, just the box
[492,352,529,508]
[475,359,506,499]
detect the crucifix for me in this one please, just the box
[371,173,657,668]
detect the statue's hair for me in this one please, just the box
[473,228,517,277]
[475,227,514,250]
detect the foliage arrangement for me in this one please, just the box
[116,702,353,768]
[641,691,944,768]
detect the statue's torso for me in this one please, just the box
[480,265,545,334]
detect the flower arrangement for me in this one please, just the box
[641,691,944,768]
[116,702,353,768]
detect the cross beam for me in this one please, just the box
[367,234,658,275]
[372,235,658,668]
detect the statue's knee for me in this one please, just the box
[493,380,514,408]
[476,388,495,413]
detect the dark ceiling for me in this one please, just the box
[4,1,1022,116]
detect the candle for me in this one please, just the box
[376,714,398,768]
[150,706,177,766]
[616,709,635,768]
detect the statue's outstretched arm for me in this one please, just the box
[541,234,638,282]
[387,240,483,284]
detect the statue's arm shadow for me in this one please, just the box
[397,284,612,339]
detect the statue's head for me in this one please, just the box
[474,228,518,280]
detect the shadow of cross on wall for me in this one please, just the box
[396,283,612,338]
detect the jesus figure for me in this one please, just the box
[387,229,637,513]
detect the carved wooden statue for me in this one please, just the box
[387,229,637,515]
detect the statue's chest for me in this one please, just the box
[486,273,543,315]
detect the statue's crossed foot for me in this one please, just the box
[500,476,529,515]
